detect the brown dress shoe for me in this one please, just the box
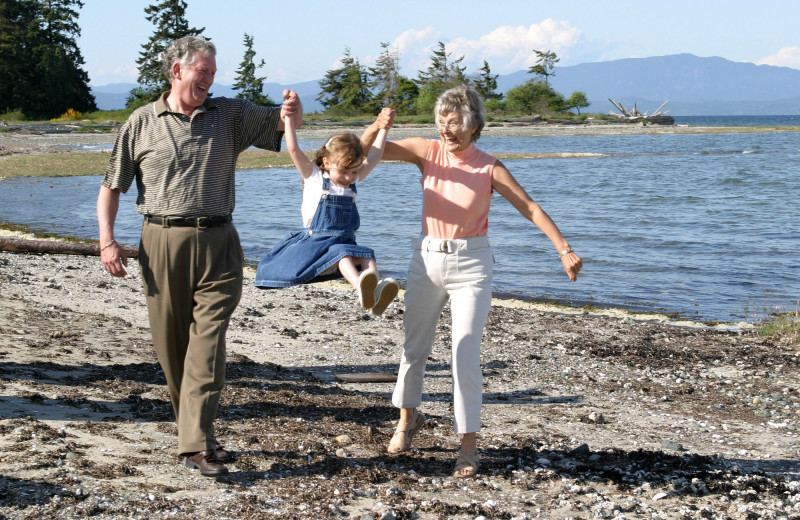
[215,444,234,463]
[184,450,228,477]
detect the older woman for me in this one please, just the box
[370,85,582,478]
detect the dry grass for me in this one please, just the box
[0,149,300,179]
[0,151,110,178]
[0,148,607,180]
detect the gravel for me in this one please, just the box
[0,239,798,519]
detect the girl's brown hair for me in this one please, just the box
[312,133,364,170]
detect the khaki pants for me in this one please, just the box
[139,221,243,454]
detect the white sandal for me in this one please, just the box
[387,410,425,453]
[453,450,479,478]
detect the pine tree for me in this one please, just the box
[33,0,96,118]
[0,0,95,119]
[316,48,370,115]
[473,61,502,101]
[0,0,38,115]
[528,49,559,86]
[129,0,205,108]
[232,33,273,106]
[367,42,399,110]
[415,41,468,114]
[366,42,418,115]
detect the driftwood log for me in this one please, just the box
[0,238,139,258]
[608,98,674,125]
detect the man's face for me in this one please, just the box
[174,54,216,110]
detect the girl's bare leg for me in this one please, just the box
[359,258,378,275]
[338,257,379,288]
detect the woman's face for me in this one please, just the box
[436,111,476,152]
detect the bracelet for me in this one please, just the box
[100,239,117,252]
[558,247,574,258]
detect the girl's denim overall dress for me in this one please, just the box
[254,176,375,288]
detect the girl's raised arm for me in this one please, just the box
[358,127,389,181]
[284,115,313,179]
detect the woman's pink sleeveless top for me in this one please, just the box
[421,140,496,239]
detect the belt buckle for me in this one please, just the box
[439,240,455,253]
[196,217,209,229]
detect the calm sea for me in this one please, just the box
[1,116,798,323]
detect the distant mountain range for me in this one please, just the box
[91,53,800,116]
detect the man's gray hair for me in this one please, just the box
[162,36,216,82]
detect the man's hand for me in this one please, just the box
[375,107,395,130]
[101,241,128,278]
[280,89,303,128]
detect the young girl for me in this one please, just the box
[254,109,399,316]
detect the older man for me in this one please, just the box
[97,35,301,477]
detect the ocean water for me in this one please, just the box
[1,120,798,323]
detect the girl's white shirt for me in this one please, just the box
[300,164,360,228]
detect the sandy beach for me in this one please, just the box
[1,126,799,519]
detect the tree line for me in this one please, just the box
[1,0,590,120]
[0,0,96,119]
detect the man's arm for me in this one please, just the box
[97,185,128,277]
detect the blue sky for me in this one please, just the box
[78,0,800,86]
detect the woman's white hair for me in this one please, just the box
[434,84,486,141]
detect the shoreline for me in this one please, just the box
[0,229,753,329]
[1,124,792,326]
[2,120,800,153]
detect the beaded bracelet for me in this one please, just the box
[100,239,117,252]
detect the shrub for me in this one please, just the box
[51,108,83,122]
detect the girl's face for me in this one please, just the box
[322,155,362,188]
[436,111,476,152]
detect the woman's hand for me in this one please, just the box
[560,251,582,281]
[375,107,395,130]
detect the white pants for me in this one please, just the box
[392,235,494,433]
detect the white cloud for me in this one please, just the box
[390,20,581,77]
[757,46,800,69]
[392,27,442,75]
[89,65,139,86]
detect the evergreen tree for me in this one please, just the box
[316,48,370,115]
[0,0,39,115]
[528,49,559,85]
[391,76,420,116]
[472,60,502,104]
[0,0,95,119]
[233,33,273,106]
[129,0,205,108]
[366,42,418,115]
[366,42,400,111]
[415,41,468,114]
[33,0,96,118]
